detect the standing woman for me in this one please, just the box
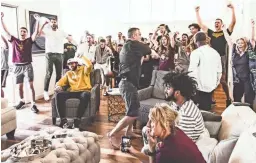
[152,35,175,71]
[223,22,255,107]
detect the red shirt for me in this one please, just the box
[156,128,206,163]
[9,36,33,63]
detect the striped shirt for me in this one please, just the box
[170,100,205,142]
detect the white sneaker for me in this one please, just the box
[44,91,50,101]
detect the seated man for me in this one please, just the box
[142,72,205,152]
[54,55,93,128]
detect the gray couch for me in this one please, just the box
[138,70,169,125]
[51,69,101,127]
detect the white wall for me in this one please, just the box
[2,0,61,103]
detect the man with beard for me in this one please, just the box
[39,17,69,101]
[54,55,92,129]
[195,4,236,107]
[142,72,205,152]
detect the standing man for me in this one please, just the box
[1,35,9,98]
[1,12,40,113]
[39,17,68,101]
[117,32,125,45]
[107,27,155,149]
[195,3,236,107]
[188,32,222,111]
[63,34,77,74]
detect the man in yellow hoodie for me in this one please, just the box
[54,55,92,128]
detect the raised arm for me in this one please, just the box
[31,14,40,41]
[227,3,236,33]
[152,27,159,40]
[222,24,234,47]
[251,19,255,49]
[1,12,11,39]
[38,21,49,36]
[195,6,208,32]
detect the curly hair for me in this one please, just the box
[163,72,198,100]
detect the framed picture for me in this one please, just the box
[28,11,57,54]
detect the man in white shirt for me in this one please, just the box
[116,32,125,45]
[76,35,96,63]
[39,17,68,101]
[188,32,222,111]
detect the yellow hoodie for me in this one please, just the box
[57,56,93,92]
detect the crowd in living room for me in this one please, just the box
[1,1,256,163]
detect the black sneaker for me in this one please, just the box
[59,118,68,128]
[31,105,39,113]
[15,101,25,110]
[74,118,81,128]
[226,99,232,107]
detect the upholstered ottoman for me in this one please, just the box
[1,127,101,163]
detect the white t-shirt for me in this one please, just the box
[44,28,67,54]
[188,45,222,92]
[76,43,96,62]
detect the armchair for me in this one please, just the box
[138,70,170,125]
[51,69,101,127]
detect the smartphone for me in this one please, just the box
[121,136,131,152]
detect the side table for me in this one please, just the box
[107,88,126,122]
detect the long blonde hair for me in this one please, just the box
[149,103,179,133]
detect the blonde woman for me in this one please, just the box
[223,21,255,107]
[128,103,205,163]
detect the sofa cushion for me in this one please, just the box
[196,129,218,162]
[218,104,256,141]
[152,71,169,99]
[209,137,238,163]
[205,121,222,139]
[228,124,256,163]
[1,98,8,109]
[140,98,168,112]
[1,107,16,125]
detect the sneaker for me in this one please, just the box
[59,118,68,128]
[74,118,81,128]
[226,99,232,107]
[44,91,50,101]
[31,105,39,113]
[15,101,25,110]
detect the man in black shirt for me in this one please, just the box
[63,34,77,73]
[195,3,236,107]
[107,27,153,149]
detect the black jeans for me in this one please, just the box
[44,53,63,91]
[233,78,255,107]
[194,90,213,111]
[55,91,90,119]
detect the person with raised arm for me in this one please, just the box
[39,17,69,101]
[195,3,236,107]
[223,21,255,108]
[1,12,40,113]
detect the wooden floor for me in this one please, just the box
[1,85,226,163]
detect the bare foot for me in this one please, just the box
[126,132,142,138]
[107,132,119,150]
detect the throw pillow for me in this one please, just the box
[209,137,238,163]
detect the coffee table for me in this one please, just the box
[107,88,126,122]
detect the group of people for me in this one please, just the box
[1,2,256,162]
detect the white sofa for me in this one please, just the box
[1,98,17,139]
[199,103,256,163]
